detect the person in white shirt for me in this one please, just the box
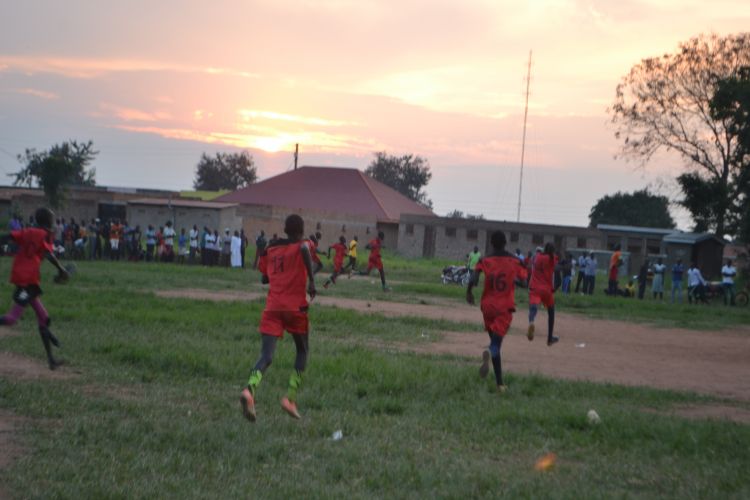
[721,259,737,306]
[687,262,707,304]
[204,230,217,267]
[231,230,242,268]
[575,254,587,294]
[651,258,666,300]
[189,225,199,264]
[162,221,176,263]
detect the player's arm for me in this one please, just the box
[45,251,69,279]
[327,246,333,259]
[300,243,317,299]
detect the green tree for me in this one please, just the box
[610,33,750,237]
[365,152,432,208]
[589,189,675,229]
[193,151,258,191]
[14,140,97,209]
[710,67,750,242]
[447,209,484,220]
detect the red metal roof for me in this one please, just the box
[215,166,434,222]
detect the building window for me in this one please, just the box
[510,231,519,242]
[532,233,543,245]
[577,237,586,248]
[467,229,478,241]
[445,227,457,237]
[406,224,414,235]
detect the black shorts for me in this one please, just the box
[13,285,42,306]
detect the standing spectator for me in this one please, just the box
[467,246,481,271]
[231,230,242,268]
[574,253,586,293]
[221,229,232,267]
[205,229,217,266]
[671,259,684,303]
[163,221,176,263]
[584,252,597,295]
[110,219,123,261]
[687,262,707,304]
[63,221,74,258]
[131,225,142,261]
[177,228,188,264]
[637,260,649,300]
[608,244,622,295]
[515,248,525,262]
[240,229,249,268]
[561,254,573,294]
[200,226,209,266]
[189,225,199,264]
[721,259,737,306]
[145,225,157,262]
[87,219,98,260]
[253,230,267,269]
[652,258,666,300]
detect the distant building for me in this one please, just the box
[216,166,433,249]
[126,198,241,233]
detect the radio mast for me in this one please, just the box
[516,50,532,222]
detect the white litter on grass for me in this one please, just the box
[331,430,343,441]
[575,343,586,348]
[587,409,601,424]
[421,331,429,338]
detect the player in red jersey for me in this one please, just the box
[240,214,316,422]
[527,242,560,346]
[308,232,325,275]
[323,236,348,289]
[0,208,70,369]
[466,231,528,392]
[360,231,389,291]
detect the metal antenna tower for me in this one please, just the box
[516,50,532,222]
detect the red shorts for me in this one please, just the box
[529,288,555,308]
[367,256,383,272]
[334,259,344,273]
[259,310,309,337]
[480,303,513,337]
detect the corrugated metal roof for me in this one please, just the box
[128,198,237,209]
[216,166,434,222]
[663,231,724,245]
[597,224,675,235]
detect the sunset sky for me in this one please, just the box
[1,0,749,227]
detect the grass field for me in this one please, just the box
[1,257,749,498]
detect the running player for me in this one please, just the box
[240,214,317,422]
[466,230,527,392]
[342,236,358,277]
[527,242,560,346]
[0,207,70,369]
[308,232,325,275]
[360,231,388,291]
[323,236,348,289]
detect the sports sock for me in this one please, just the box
[491,355,502,386]
[247,370,263,395]
[488,333,504,386]
[547,307,555,342]
[529,304,538,323]
[287,371,303,402]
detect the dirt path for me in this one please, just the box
[157,288,750,403]
[0,410,25,500]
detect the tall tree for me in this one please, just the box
[365,152,432,208]
[610,33,750,237]
[14,140,97,209]
[447,209,484,220]
[589,189,676,229]
[711,67,750,242]
[193,151,258,191]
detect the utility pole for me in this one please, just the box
[294,143,299,170]
[517,50,532,223]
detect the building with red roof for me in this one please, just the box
[215,166,434,248]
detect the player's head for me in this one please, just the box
[544,242,555,256]
[726,258,732,266]
[473,246,479,252]
[339,236,346,244]
[378,231,385,240]
[489,230,506,251]
[614,243,621,251]
[315,231,322,240]
[354,236,358,241]
[34,207,54,230]
[284,214,305,239]
[308,234,318,244]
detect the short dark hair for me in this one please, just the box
[339,236,346,244]
[378,231,385,240]
[34,207,54,230]
[490,231,506,250]
[284,214,304,237]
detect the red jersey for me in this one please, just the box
[331,243,347,267]
[530,253,558,292]
[475,254,528,310]
[259,240,310,311]
[10,228,54,287]
[368,238,382,259]
[110,224,122,239]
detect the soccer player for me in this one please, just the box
[527,242,560,346]
[608,244,622,295]
[240,214,317,422]
[342,236,358,277]
[360,231,389,291]
[323,236,348,289]
[308,233,325,275]
[466,231,527,392]
[0,207,70,370]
